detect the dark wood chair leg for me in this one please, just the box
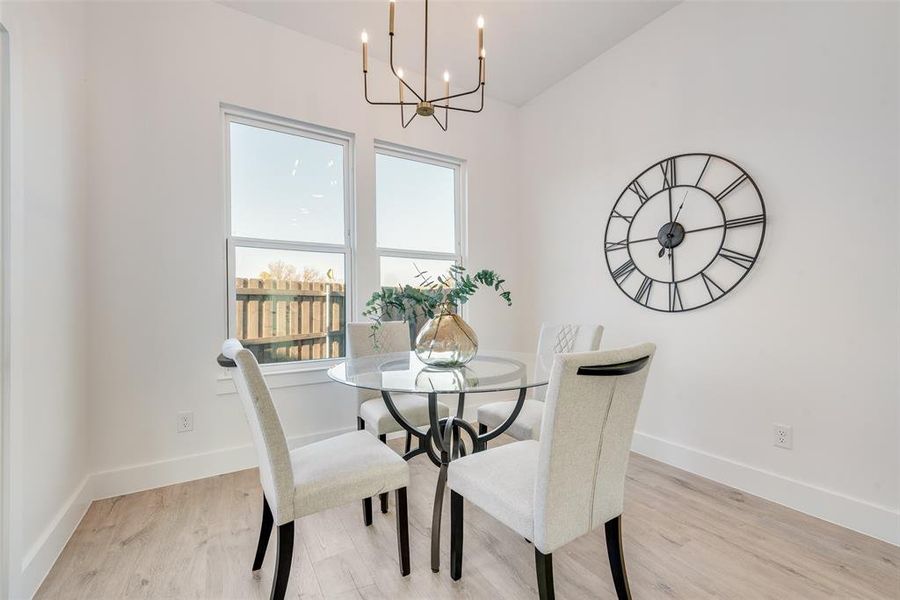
[535,548,555,600]
[270,522,294,600]
[363,497,373,526]
[478,423,487,435]
[450,491,464,581]
[252,494,274,571]
[404,432,412,454]
[605,516,632,600]
[378,434,389,513]
[395,487,410,576]
[358,417,372,523]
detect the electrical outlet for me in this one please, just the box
[177,411,194,433]
[773,423,792,449]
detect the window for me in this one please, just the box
[226,112,352,365]
[375,145,464,288]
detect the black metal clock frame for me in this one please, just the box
[603,153,766,313]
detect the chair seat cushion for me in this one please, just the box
[290,430,409,520]
[476,399,545,441]
[360,393,450,435]
[448,440,539,540]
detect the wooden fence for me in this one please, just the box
[235,278,345,363]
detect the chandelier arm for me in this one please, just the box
[431,110,447,131]
[443,85,485,113]
[402,110,418,129]
[390,34,424,102]
[427,58,483,104]
[364,73,418,106]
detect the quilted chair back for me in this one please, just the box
[533,323,604,401]
[532,343,655,554]
[346,321,411,405]
[222,339,296,526]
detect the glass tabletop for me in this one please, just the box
[327,350,551,394]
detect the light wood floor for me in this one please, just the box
[37,438,899,599]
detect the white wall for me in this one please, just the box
[83,1,525,488]
[0,2,91,597]
[518,1,900,544]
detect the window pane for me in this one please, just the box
[230,122,345,244]
[234,247,346,364]
[376,153,455,252]
[380,256,456,288]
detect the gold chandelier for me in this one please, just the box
[361,0,486,131]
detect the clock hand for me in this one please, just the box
[658,200,686,257]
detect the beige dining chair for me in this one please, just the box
[346,321,450,514]
[219,339,411,600]
[449,344,656,600]
[476,323,604,442]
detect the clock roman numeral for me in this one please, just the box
[605,239,628,253]
[611,209,633,223]
[725,214,765,229]
[719,247,755,270]
[668,282,683,312]
[701,272,726,300]
[660,158,677,189]
[628,180,650,204]
[611,259,637,283]
[696,155,712,186]
[634,277,653,306]
[715,174,748,202]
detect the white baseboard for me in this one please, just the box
[632,430,900,546]
[91,426,356,501]
[19,475,93,600]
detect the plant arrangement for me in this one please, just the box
[363,264,511,348]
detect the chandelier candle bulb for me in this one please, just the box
[443,70,450,101]
[477,15,484,55]
[361,30,368,71]
[389,0,395,34]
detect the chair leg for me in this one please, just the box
[404,432,412,454]
[478,423,487,435]
[534,549,555,600]
[378,434,389,513]
[358,417,371,523]
[363,497,373,526]
[270,522,294,600]
[395,487,410,576]
[450,491,464,581]
[252,494,274,571]
[605,515,632,600]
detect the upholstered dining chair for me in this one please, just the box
[476,323,603,442]
[449,344,656,600]
[219,339,411,600]
[346,321,450,514]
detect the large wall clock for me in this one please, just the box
[604,153,766,312]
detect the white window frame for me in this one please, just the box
[223,106,356,371]
[374,141,467,292]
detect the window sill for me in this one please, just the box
[216,358,341,396]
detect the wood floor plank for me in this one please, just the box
[35,438,900,600]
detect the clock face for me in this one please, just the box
[604,154,766,312]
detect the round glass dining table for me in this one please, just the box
[327,350,550,573]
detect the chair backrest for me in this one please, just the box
[346,321,411,404]
[221,339,295,526]
[533,323,604,401]
[532,343,655,554]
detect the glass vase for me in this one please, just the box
[414,306,479,367]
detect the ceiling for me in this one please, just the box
[220,1,678,106]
